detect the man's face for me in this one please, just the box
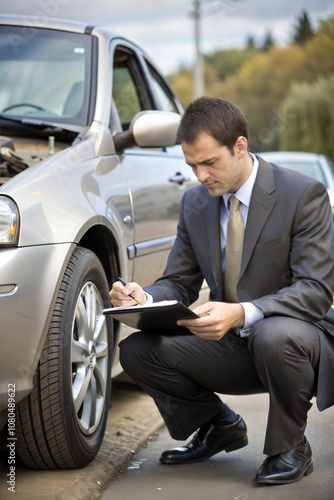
[182,132,249,196]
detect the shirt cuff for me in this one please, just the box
[239,302,264,336]
[143,292,153,304]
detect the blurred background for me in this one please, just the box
[1,0,333,156]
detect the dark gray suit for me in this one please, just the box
[120,157,334,454]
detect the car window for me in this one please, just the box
[112,47,152,130]
[146,63,178,113]
[113,66,142,126]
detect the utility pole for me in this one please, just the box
[192,0,204,98]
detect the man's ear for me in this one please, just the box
[235,136,248,158]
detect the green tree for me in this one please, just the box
[168,67,193,106]
[292,10,314,46]
[205,47,259,81]
[168,14,334,150]
[246,35,256,50]
[215,44,307,152]
[207,16,334,151]
[261,32,275,51]
[279,75,334,159]
[303,18,334,78]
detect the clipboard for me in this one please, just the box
[103,300,199,333]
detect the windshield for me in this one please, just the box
[0,25,93,126]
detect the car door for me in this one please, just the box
[111,43,198,286]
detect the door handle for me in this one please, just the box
[168,172,189,185]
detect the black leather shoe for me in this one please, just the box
[159,415,248,464]
[255,437,313,485]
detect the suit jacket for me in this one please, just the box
[145,156,334,411]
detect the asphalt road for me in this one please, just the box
[102,393,334,500]
[1,384,333,500]
[0,381,164,500]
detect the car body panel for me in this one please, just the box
[121,146,195,284]
[0,243,74,408]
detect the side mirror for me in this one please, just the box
[113,110,181,152]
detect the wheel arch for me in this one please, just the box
[77,223,125,353]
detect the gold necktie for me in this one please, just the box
[224,195,244,303]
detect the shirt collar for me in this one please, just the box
[223,153,259,209]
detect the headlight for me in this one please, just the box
[0,196,19,245]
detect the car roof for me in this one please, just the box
[0,14,152,61]
[0,13,120,38]
[0,13,91,33]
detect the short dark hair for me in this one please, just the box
[177,96,248,153]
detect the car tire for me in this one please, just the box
[16,247,113,469]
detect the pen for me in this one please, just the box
[116,276,144,305]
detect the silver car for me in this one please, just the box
[0,15,203,469]
[259,151,334,217]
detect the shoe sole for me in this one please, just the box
[255,459,314,485]
[160,436,249,465]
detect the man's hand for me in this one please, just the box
[177,302,245,340]
[109,281,146,307]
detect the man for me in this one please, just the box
[110,96,334,485]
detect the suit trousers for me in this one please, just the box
[119,316,320,456]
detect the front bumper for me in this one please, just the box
[0,243,74,411]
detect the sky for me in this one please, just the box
[0,0,333,74]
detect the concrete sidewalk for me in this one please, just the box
[101,393,334,500]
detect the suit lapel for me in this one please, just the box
[240,158,277,275]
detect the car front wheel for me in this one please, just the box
[16,247,113,469]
